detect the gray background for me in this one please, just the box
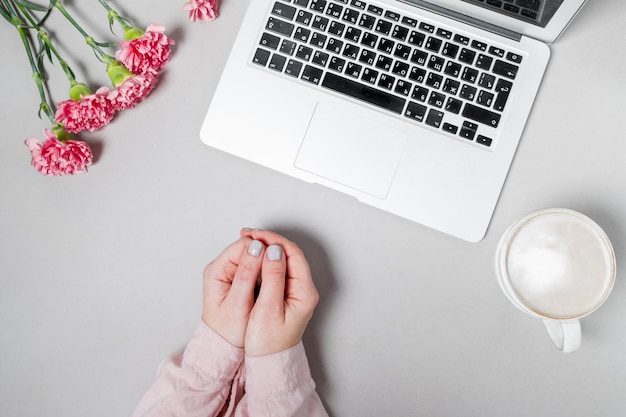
[1,0,624,416]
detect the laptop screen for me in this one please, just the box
[462,0,564,28]
[403,0,586,43]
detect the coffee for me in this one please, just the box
[504,211,614,319]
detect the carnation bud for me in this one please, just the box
[52,125,74,142]
[69,82,92,101]
[123,25,145,41]
[106,60,134,87]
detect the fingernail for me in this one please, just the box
[243,227,253,232]
[248,240,263,257]
[267,245,283,261]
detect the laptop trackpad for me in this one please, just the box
[295,102,408,199]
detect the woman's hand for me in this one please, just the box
[240,229,320,356]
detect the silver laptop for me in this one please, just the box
[200,0,587,242]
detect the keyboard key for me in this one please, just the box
[460,84,477,101]
[425,36,442,52]
[296,9,313,25]
[444,61,461,77]
[392,61,409,77]
[377,38,396,54]
[361,32,378,47]
[445,97,462,114]
[312,15,329,30]
[358,48,376,65]
[301,65,324,84]
[493,79,512,111]
[428,91,446,108]
[476,135,493,147]
[506,52,523,64]
[326,2,343,18]
[394,80,412,96]
[361,67,378,84]
[377,73,395,90]
[427,55,445,72]
[442,78,460,95]
[478,73,496,89]
[475,54,493,70]
[394,44,412,60]
[442,42,459,59]
[405,101,427,121]
[310,32,327,47]
[326,37,343,54]
[343,43,360,59]
[425,109,444,128]
[328,20,346,36]
[375,55,393,71]
[268,54,287,71]
[408,31,425,47]
[312,50,329,66]
[453,34,470,45]
[411,86,429,102]
[384,10,401,21]
[266,17,295,37]
[296,45,313,60]
[458,48,476,64]
[401,17,418,27]
[322,72,406,113]
[460,121,478,140]
[375,19,393,35]
[443,122,458,134]
[294,0,310,6]
[294,26,312,42]
[426,73,443,89]
[410,50,428,66]
[252,48,271,66]
[260,33,281,50]
[350,0,366,9]
[409,67,426,83]
[343,8,360,24]
[367,5,383,15]
[461,67,479,84]
[280,39,297,55]
[493,60,519,79]
[345,26,362,42]
[392,25,409,41]
[471,40,488,51]
[345,62,362,78]
[310,0,327,12]
[419,22,435,33]
[272,2,297,20]
[462,103,501,127]
[285,59,304,77]
[358,13,376,29]
[328,56,346,72]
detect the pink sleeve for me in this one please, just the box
[235,342,329,417]
[131,322,244,417]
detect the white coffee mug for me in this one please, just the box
[496,208,616,353]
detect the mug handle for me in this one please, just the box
[542,319,581,353]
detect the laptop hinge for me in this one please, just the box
[397,0,522,42]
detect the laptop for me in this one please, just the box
[200,0,587,242]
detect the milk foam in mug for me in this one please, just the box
[496,208,616,352]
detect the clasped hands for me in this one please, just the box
[202,229,319,356]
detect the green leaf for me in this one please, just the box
[12,0,49,12]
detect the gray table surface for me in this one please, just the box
[1,1,625,416]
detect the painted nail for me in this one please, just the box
[248,240,263,257]
[267,245,283,261]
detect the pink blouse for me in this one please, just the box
[131,322,329,417]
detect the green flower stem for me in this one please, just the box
[53,1,113,61]
[96,0,132,31]
[13,16,54,121]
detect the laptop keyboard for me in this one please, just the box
[251,0,526,149]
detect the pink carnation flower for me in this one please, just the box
[107,70,159,111]
[115,24,174,75]
[184,0,219,22]
[24,130,93,176]
[54,87,116,133]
